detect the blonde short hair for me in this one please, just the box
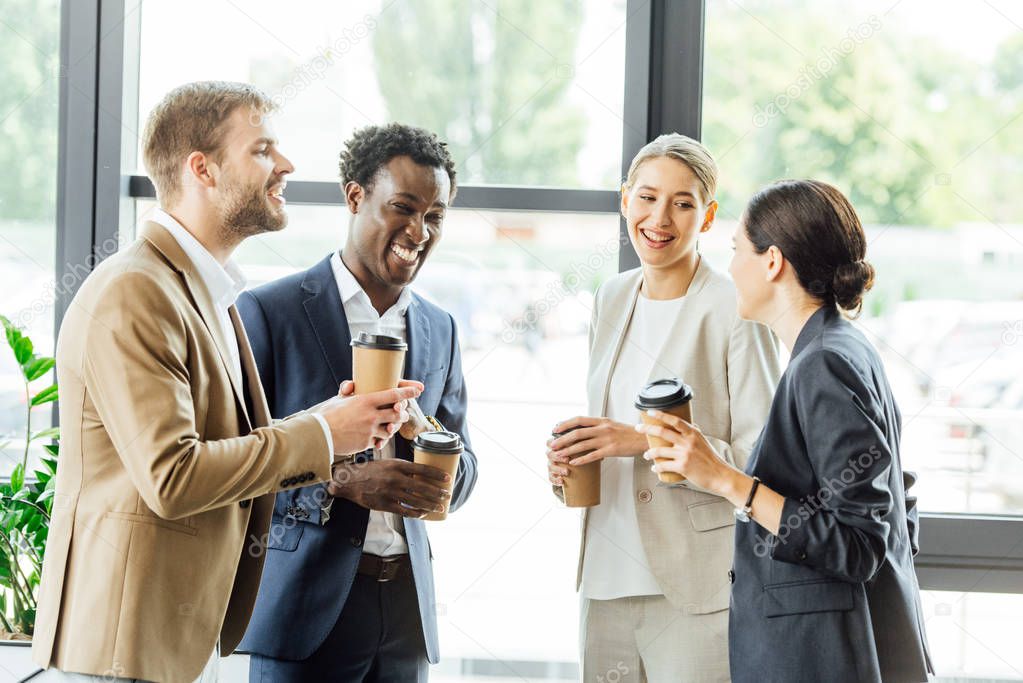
[142,81,276,205]
[623,133,718,204]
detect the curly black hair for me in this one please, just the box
[339,123,457,198]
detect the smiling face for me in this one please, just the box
[212,107,294,239]
[343,155,451,292]
[622,156,716,271]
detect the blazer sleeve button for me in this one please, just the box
[350,537,363,547]
[728,570,735,584]
[637,489,652,503]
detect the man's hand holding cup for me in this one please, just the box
[311,379,423,455]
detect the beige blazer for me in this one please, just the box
[574,258,781,614]
[32,222,332,683]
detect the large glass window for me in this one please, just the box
[703,0,1023,516]
[0,0,61,476]
[136,0,627,189]
[922,590,1023,681]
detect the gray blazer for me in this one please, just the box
[729,306,932,683]
[571,259,782,614]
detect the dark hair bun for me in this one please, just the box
[832,260,875,314]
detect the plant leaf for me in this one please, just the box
[29,427,60,442]
[24,357,55,382]
[10,464,24,493]
[13,336,33,365]
[42,444,59,458]
[2,316,19,351]
[30,384,58,407]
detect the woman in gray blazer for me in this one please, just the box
[546,134,781,682]
[639,180,933,682]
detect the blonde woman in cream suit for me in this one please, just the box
[547,134,782,682]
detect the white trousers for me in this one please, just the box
[580,595,730,683]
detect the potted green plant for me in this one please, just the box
[0,315,59,644]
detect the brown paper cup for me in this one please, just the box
[641,401,693,484]
[413,447,461,521]
[352,346,406,395]
[562,456,600,507]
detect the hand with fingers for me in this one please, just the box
[546,415,649,486]
[326,458,452,518]
[634,409,737,493]
[311,379,424,455]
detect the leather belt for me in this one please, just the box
[357,553,412,582]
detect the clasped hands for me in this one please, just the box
[546,411,740,497]
[309,379,451,519]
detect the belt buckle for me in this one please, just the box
[377,557,400,582]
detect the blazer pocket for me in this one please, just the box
[266,519,305,552]
[687,498,736,532]
[104,511,198,536]
[763,579,855,617]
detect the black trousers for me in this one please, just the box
[249,572,429,683]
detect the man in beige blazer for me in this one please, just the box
[31,81,425,683]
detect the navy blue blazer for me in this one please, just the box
[236,253,477,664]
[730,306,932,683]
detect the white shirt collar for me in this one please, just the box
[150,208,247,309]
[330,251,413,317]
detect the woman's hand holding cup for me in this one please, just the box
[547,416,648,471]
[635,409,736,493]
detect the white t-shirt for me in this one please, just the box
[580,293,686,601]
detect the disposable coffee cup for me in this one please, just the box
[552,426,601,507]
[351,332,407,395]
[412,431,463,521]
[635,378,694,485]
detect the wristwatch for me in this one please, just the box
[734,476,761,523]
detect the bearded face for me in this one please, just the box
[217,172,288,240]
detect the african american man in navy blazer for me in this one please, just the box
[238,124,477,682]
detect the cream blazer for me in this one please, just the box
[33,222,332,683]
[576,258,782,614]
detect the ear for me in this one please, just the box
[701,200,718,233]
[765,245,786,283]
[184,151,216,191]
[620,184,630,220]
[343,181,365,214]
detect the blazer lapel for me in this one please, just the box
[301,255,352,386]
[404,297,431,384]
[140,221,251,428]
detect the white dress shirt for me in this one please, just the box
[150,208,333,455]
[331,251,414,557]
[580,294,686,600]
